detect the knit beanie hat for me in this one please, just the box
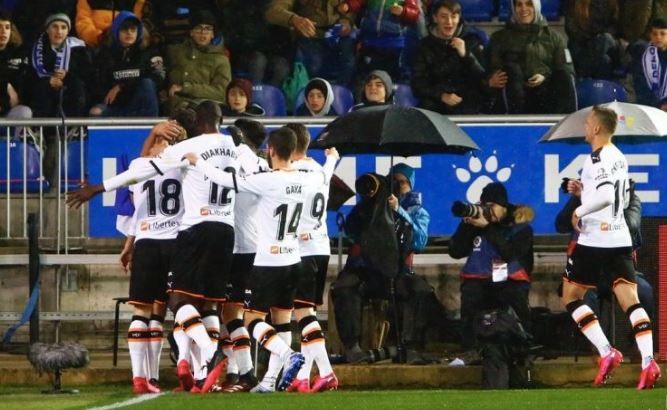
[226,78,253,104]
[364,70,394,102]
[480,182,509,207]
[391,163,415,189]
[189,10,216,30]
[45,13,71,31]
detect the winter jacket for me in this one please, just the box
[93,11,164,105]
[449,205,534,282]
[166,38,231,108]
[28,32,93,95]
[143,0,219,46]
[0,44,29,114]
[487,18,574,80]
[346,0,419,47]
[75,0,145,48]
[265,0,357,39]
[411,24,488,114]
[221,103,266,117]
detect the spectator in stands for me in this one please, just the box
[411,0,490,115]
[89,12,163,117]
[29,13,92,117]
[0,11,32,122]
[219,0,292,87]
[555,178,655,321]
[295,77,337,116]
[633,17,667,110]
[332,164,435,365]
[13,0,76,45]
[220,78,265,117]
[339,0,420,83]
[75,0,145,48]
[351,69,394,110]
[487,0,576,114]
[265,0,357,87]
[448,182,534,363]
[619,0,667,47]
[142,0,220,47]
[165,10,231,114]
[564,0,622,80]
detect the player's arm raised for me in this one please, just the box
[321,147,340,182]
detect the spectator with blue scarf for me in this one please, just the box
[448,182,534,364]
[633,17,667,110]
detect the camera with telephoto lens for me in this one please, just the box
[451,200,493,221]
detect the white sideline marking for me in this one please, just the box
[87,392,164,410]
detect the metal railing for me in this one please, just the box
[0,115,563,248]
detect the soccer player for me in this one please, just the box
[182,127,339,393]
[285,123,338,393]
[67,101,238,393]
[120,136,184,394]
[219,119,270,392]
[562,105,660,389]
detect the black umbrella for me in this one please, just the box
[312,105,479,155]
[327,174,355,212]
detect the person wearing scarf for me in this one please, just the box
[29,13,92,117]
[633,17,667,111]
[295,77,337,117]
[487,0,576,114]
[411,0,490,115]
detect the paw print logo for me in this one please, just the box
[453,152,513,202]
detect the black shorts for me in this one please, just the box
[247,263,303,314]
[227,253,255,304]
[295,255,330,307]
[168,222,234,301]
[563,244,636,288]
[129,238,176,306]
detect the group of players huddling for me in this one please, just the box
[67,103,661,393]
[68,101,340,394]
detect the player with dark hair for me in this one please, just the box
[562,105,660,389]
[182,127,339,393]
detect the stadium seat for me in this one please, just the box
[251,84,287,116]
[499,0,562,21]
[393,84,418,108]
[466,25,490,47]
[294,84,355,115]
[459,0,494,21]
[575,79,627,109]
[0,139,49,193]
[60,140,87,192]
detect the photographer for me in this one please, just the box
[555,178,654,320]
[448,182,534,363]
[331,164,435,364]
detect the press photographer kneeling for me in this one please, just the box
[448,182,534,387]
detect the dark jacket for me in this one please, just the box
[633,42,667,108]
[449,205,534,282]
[93,11,164,105]
[487,18,574,80]
[295,103,337,116]
[0,44,30,113]
[411,24,488,114]
[346,0,419,46]
[221,103,266,117]
[143,0,220,46]
[265,0,357,39]
[75,0,145,48]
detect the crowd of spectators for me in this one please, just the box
[0,0,666,122]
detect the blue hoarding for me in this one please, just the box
[87,124,666,238]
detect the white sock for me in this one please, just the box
[229,326,252,375]
[191,342,205,381]
[262,327,292,383]
[301,320,333,377]
[147,317,163,381]
[571,304,612,357]
[175,305,216,361]
[128,318,149,379]
[629,306,654,369]
[252,321,291,358]
[173,325,191,363]
[220,324,239,375]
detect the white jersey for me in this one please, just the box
[195,155,338,267]
[293,158,332,256]
[234,144,270,254]
[577,144,632,248]
[104,133,240,230]
[128,158,183,241]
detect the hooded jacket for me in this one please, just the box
[75,0,145,48]
[345,0,420,47]
[166,37,231,106]
[449,205,534,282]
[295,77,337,116]
[488,0,574,79]
[351,69,394,110]
[94,11,164,105]
[265,0,357,39]
[411,22,488,113]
